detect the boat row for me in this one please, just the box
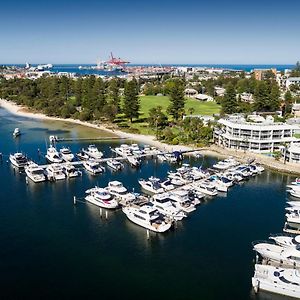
[252,178,300,298]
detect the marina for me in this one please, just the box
[0,107,297,300]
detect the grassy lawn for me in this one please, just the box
[117,95,220,135]
[139,95,220,118]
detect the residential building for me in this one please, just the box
[286,77,300,89]
[284,143,300,164]
[254,68,277,81]
[214,115,299,153]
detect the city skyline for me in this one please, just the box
[1,0,300,64]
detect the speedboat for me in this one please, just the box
[13,128,21,137]
[83,144,103,160]
[270,234,300,249]
[25,162,46,183]
[252,264,300,298]
[122,205,172,233]
[253,242,300,267]
[9,152,28,168]
[208,177,229,193]
[83,160,105,175]
[138,177,164,194]
[85,187,118,209]
[62,163,81,178]
[151,193,186,221]
[59,147,74,162]
[106,159,124,171]
[106,181,136,202]
[45,146,63,163]
[44,164,66,181]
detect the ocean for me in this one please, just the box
[0,107,295,300]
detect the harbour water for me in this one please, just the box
[0,107,296,300]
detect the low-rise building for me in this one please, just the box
[214,115,299,153]
[195,94,214,101]
[286,77,300,89]
[284,143,300,164]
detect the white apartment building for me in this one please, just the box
[214,115,299,153]
[286,77,300,89]
[284,143,300,164]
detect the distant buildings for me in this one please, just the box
[214,114,299,153]
[253,68,277,81]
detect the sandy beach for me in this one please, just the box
[1,98,300,175]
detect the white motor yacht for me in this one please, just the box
[286,210,300,224]
[288,186,300,199]
[13,128,21,137]
[157,153,167,162]
[208,177,229,193]
[127,155,141,167]
[122,205,172,233]
[83,144,103,160]
[253,242,300,267]
[106,181,136,202]
[151,193,186,221]
[62,163,81,178]
[138,177,164,194]
[252,264,300,298]
[114,144,132,157]
[45,146,63,163]
[76,149,90,160]
[83,160,104,175]
[160,179,175,191]
[25,162,46,183]
[85,187,118,209]
[59,147,74,162]
[291,178,300,186]
[193,181,218,196]
[9,152,28,168]
[129,144,143,156]
[106,159,124,171]
[45,164,66,181]
[270,234,300,249]
[165,153,177,163]
[169,191,196,213]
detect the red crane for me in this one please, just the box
[106,52,130,66]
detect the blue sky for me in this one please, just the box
[1,0,300,64]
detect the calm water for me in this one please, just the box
[0,107,295,300]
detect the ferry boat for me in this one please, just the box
[45,146,63,163]
[83,145,103,160]
[138,177,164,194]
[106,159,124,171]
[59,147,74,162]
[83,160,105,175]
[85,187,118,209]
[252,264,300,298]
[13,128,21,137]
[151,193,186,221]
[9,152,28,168]
[25,162,46,183]
[62,163,81,178]
[122,205,172,233]
[106,181,136,202]
[44,164,66,181]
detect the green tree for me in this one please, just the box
[123,78,140,122]
[108,78,121,112]
[221,83,237,114]
[254,81,269,111]
[167,79,185,120]
[148,106,168,136]
[283,90,293,116]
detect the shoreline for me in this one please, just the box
[1,98,300,176]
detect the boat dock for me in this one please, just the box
[51,136,127,142]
